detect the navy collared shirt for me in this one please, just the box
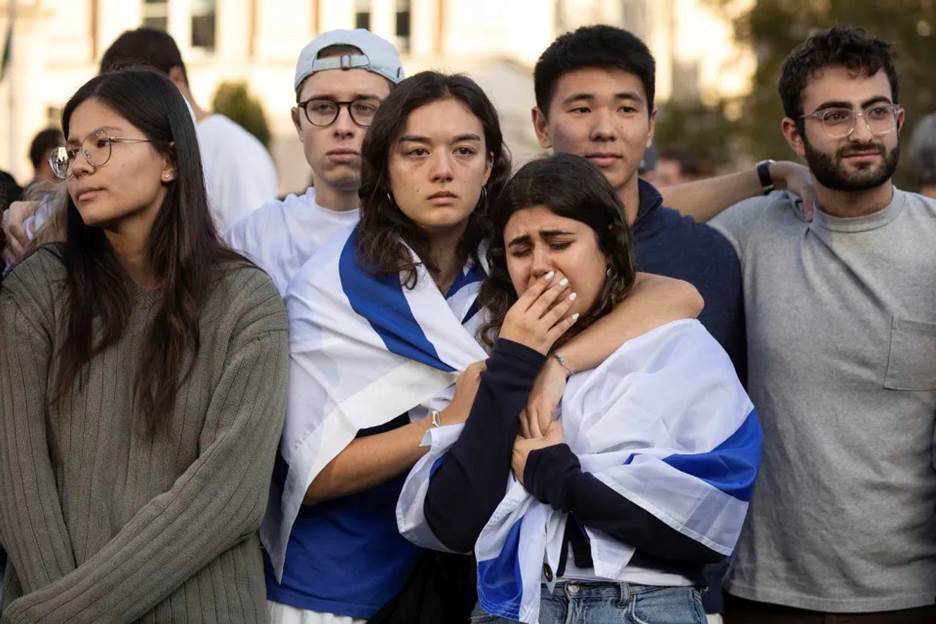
[632,179,746,382]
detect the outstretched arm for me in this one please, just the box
[661,160,816,223]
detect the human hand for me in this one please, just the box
[511,420,565,484]
[520,358,567,439]
[498,270,579,356]
[439,360,487,426]
[770,160,816,222]
[2,200,39,265]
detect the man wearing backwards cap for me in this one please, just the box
[224,29,403,297]
[226,29,410,624]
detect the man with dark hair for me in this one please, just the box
[529,25,782,622]
[227,29,409,624]
[532,23,747,380]
[101,27,277,228]
[225,30,402,297]
[711,25,936,623]
[26,128,63,185]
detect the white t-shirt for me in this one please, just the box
[223,187,359,296]
[197,114,278,230]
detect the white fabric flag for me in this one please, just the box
[397,319,761,623]
[261,225,488,578]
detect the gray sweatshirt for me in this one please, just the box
[712,188,936,612]
[0,247,288,623]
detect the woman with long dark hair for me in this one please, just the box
[399,153,761,624]
[0,69,288,622]
[264,72,701,624]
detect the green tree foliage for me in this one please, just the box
[211,81,271,149]
[721,0,936,187]
[653,100,742,171]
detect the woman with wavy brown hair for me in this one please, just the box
[0,68,288,622]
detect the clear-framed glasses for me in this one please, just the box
[297,97,381,128]
[49,129,155,179]
[799,103,903,139]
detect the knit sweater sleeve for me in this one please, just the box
[0,264,78,597]
[2,277,289,623]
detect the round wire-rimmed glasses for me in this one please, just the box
[799,103,903,139]
[297,97,382,128]
[50,129,155,179]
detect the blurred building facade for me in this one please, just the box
[0,0,754,194]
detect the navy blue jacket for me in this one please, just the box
[632,179,746,382]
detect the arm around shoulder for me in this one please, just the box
[554,272,702,375]
[661,160,812,223]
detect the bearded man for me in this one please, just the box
[711,24,936,624]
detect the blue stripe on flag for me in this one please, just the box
[339,227,454,372]
[462,299,482,324]
[476,516,524,620]
[662,408,762,501]
[446,261,485,298]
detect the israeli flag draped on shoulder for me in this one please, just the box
[261,223,489,578]
[398,319,761,624]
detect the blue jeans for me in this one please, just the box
[470,581,707,624]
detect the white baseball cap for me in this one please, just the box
[294,29,405,93]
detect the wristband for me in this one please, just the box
[552,351,573,377]
[756,159,776,195]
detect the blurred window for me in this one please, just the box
[355,0,371,30]
[141,0,169,31]
[395,0,411,52]
[191,0,216,51]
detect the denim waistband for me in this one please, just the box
[541,580,693,602]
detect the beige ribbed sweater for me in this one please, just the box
[0,247,288,623]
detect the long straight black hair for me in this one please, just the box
[54,68,245,436]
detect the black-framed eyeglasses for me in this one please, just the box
[297,97,382,128]
[799,103,903,139]
[50,128,156,179]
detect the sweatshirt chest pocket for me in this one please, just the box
[884,316,936,391]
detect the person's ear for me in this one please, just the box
[645,108,657,148]
[532,107,552,150]
[291,107,304,141]
[167,66,188,90]
[482,153,493,186]
[161,142,177,183]
[781,117,806,159]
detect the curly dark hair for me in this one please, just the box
[779,24,898,128]
[356,71,511,288]
[478,153,637,349]
[534,24,655,117]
